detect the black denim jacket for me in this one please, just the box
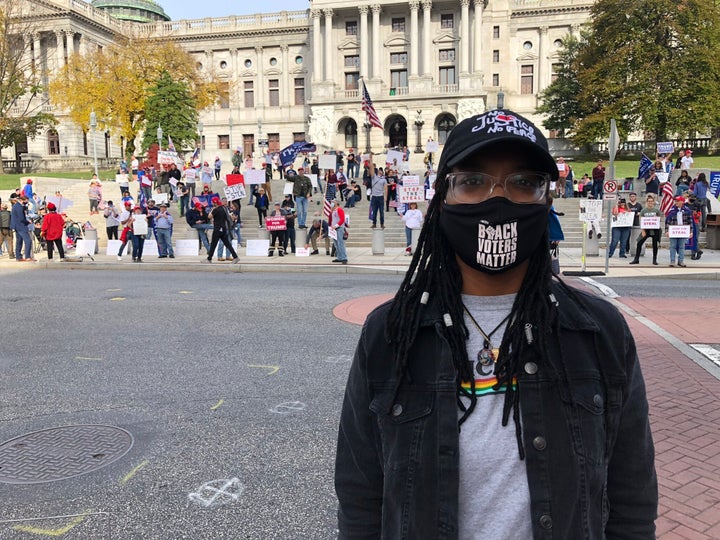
[335,283,657,539]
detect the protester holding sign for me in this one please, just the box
[254,188,269,228]
[608,198,633,258]
[267,202,287,257]
[630,194,662,265]
[665,196,693,267]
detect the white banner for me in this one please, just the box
[107,239,131,256]
[132,215,148,235]
[295,247,311,257]
[151,193,169,205]
[640,216,661,229]
[224,184,246,201]
[397,185,425,203]
[246,239,270,256]
[175,239,199,257]
[157,151,178,165]
[75,239,95,256]
[425,141,439,152]
[244,169,266,185]
[319,154,336,170]
[401,175,420,186]
[579,199,603,222]
[283,182,294,195]
[668,225,691,238]
[611,212,634,228]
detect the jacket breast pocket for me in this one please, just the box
[369,387,435,472]
[571,380,620,467]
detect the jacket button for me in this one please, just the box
[524,362,538,375]
[593,394,603,408]
[391,403,403,416]
[532,436,547,451]
[539,514,553,529]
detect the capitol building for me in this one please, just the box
[6,0,593,170]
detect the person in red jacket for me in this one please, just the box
[41,202,65,261]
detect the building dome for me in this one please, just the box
[91,0,171,23]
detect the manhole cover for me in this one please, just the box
[0,425,133,484]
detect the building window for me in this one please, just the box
[440,14,454,29]
[521,65,534,94]
[294,77,305,105]
[390,52,408,64]
[439,66,456,85]
[269,57,277,66]
[554,39,563,48]
[492,73,499,86]
[493,26,500,39]
[390,69,408,92]
[218,135,230,150]
[344,55,360,67]
[293,132,305,142]
[243,134,254,157]
[523,41,533,50]
[439,49,456,62]
[48,130,60,155]
[244,81,254,108]
[268,133,280,153]
[346,21,357,35]
[345,72,359,90]
[295,55,303,64]
[344,120,358,149]
[392,18,406,32]
[218,82,230,109]
[437,114,456,145]
[244,59,252,68]
[219,60,227,69]
[268,79,279,107]
[493,50,499,63]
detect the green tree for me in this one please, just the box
[142,71,198,152]
[0,0,56,168]
[573,0,720,146]
[536,34,584,139]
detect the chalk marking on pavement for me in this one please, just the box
[246,364,280,375]
[610,300,720,381]
[75,356,103,361]
[106,288,122,291]
[10,513,88,536]
[121,460,150,484]
[580,277,619,298]
[690,344,720,369]
[210,399,224,410]
[109,297,125,301]
[269,401,306,414]
[324,355,353,364]
[188,478,244,508]
[178,290,193,294]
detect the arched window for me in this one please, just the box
[344,120,358,149]
[437,114,456,145]
[48,130,60,155]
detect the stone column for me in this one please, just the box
[55,30,65,70]
[473,0,483,73]
[410,1,420,77]
[255,46,264,107]
[371,4,381,80]
[312,9,322,82]
[422,0,432,77]
[359,6,369,80]
[324,9,334,82]
[460,0,470,74]
[280,44,290,106]
[538,26,549,91]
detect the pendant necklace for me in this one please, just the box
[463,305,512,366]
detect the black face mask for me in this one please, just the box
[438,197,548,274]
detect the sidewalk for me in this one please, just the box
[1,246,718,278]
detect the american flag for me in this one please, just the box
[361,81,383,129]
[659,181,674,214]
[191,147,200,162]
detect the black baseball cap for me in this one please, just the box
[436,110,559,183]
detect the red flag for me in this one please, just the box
[659,182,674,214]
[361,81,383,129]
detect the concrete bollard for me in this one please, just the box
[372,229,385,255]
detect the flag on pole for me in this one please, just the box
[638,153,653,179]
[138,185,147,210]
[191,147,200,162]
[361,81,383,129]
[167,136,176,152]
[322,180,332,222]
[659,180,674,214]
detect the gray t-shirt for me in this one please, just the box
[459,293,532,540]
[370,175,385,197]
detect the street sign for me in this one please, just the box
[603,180,617,194]
[258,139,269,147]
[603,193,617,201]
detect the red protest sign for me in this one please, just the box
[226,174,245,186]
[265,216,287,231]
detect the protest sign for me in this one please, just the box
[425,188,435,200]
[640,216,661,229]
[579,199,603,222]
[132,215,148,235]
[157,151,178,165]
[386,150,404,167]
[144,239,158,255]
[106,239,130,256]
[611,212,634,228]
[75,239,95,256]
[668,225,691,238]
[116,173,129,185]
[224,184,246,201]
[319,154,336,170]
[168,178,178,187]
[308,174,319,189]
[175,239,199,257]
[397,185,425,203]
[152,193,168,205]
[402,175,420,186]
[244,169,265,185]
[295,247,311,257]
[246,239,270,256]
[283,182,294,195]
[226,174,245,186]
[328,227,337,240]
[265,216,287,231]
[656,172,669,184]
[657,142,674,154]
[426,141,439,152]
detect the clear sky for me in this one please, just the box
[162,1,310,21]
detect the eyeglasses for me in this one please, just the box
[445,171,549,204]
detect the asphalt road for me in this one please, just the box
[0,270,403,539]
[1,270,716,539]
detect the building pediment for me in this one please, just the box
[517,51,538,61]
[337,37,360,51]
[433,31,459,45]
[383,35,410,47]
[18,0,66,18]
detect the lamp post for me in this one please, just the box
[363,120,372,154]
[414,110,425,153]
[228,115,233,152]
[156,124,163,151]
[89,111,99,177]
[496,90,505,110]
[257,118,263,159]
[197,121,204,164]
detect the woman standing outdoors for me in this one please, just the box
[608,198,632,258]
[630,194,662,265]
[400,201,423,255]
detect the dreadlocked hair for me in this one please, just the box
[385,173,559,459]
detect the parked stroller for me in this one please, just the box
[64,218,84,250]
[31,215,46,254]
